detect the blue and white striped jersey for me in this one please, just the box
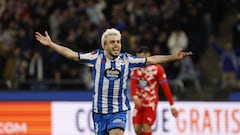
[79,49,146,114]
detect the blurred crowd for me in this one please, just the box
[0,0,240,92]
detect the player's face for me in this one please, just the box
[104,35,121,59]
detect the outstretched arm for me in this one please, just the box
[146,49,193,65]
[35,31,79,61]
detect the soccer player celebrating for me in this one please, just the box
[35,28,191,135]
[131,46,178,135]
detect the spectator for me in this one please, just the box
[28,50,45,90]
[0,0,6,16]
[156,31,169,54]
[85,0,106,26]
[210,36,239,90]
[49,8,63,41]
[167,28,188,55]
[232,14,240,52]
[3,47,21,89]
[16,28,32,51]
[177,56,202,93]
[166,28,188,80]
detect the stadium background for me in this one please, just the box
[0,0,240,135]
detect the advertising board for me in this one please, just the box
[0,102,51,135]
[0,101,239,135]
[51,102,240,135]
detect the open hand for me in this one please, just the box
[35,31,53,46]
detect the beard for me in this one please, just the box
[109,49,121,59]
[105,48,121,60]
[110,51,119,59]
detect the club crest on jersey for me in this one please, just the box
[117,59,125,65]
[104,67,121,80]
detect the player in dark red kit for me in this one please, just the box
[130,46,178,135]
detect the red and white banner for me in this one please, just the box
[0,101,239,135]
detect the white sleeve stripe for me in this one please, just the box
[129,57,146,64]
[80,52,98,60]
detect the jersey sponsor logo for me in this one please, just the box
[104,67,121,80]
[117,59,125,65]
[0,122,27,134]
[138,79,148,88]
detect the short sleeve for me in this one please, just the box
[79,49,100,67]
[128,54,146,69]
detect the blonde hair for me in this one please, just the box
[101,28,121,48]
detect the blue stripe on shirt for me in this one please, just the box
[97,56,106,113]
[119,64,125,111]
[107,61,115,113]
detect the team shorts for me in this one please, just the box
[133,105,157,125]
[92,111,127,135]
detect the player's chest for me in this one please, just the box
[136,66,158,79]
[96,59,127,80]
